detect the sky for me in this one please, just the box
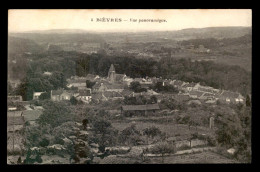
[8,9,252,32]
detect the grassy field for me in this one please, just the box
[146,151,238,164]
[111,120,214,140]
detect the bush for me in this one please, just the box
[54,137,65,145]
[206,136,217,146]
[177,144,191,151]
[143,126,163,144]
[39,92,50,100]
[149,142,177,155]
[70,96,78,105]
[39,138,50,147]
[37,101,73,128]
[119,124,144,146]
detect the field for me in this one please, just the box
[147,151,238,164]
[112,119,214,140]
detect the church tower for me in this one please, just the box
[108,64,116,83]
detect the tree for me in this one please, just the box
[149,142,176,163]
[39,138,50,147]
[82,119,88,130]
[215,112,243,147]
[130,81,142,92]
[37,101,73,128]
[91,118,118,151]
[154,81,164,92]
[86,80,96,89]
[70,96,78,105]
[143,126,162,144]
[149,95,158,104]
[124,96,137,105]
[119,124,143,146]
[15,77,31,101]
[39,92,50,100]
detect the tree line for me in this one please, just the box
[10,50,251,101]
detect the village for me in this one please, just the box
[25,63,245,105]
[7,63,247,164]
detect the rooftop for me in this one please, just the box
[173,80,184,86]
[103,91,123,98]
[122,104,160,111]
[7,116,25,125]
[51,89,64,95]
[183,82,197,88]
[78,89,91,96]
[23,110,42,121]
[220,91,241,98]
[189,90,204,97]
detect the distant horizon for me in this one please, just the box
[9,26,252,34]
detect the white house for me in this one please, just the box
[33,92,45,100]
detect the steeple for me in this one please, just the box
[109,64,115,72]
[108,64,116,83]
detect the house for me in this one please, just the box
[193,83,219,94]
[172,80,185,89]
[132,78,153,88]
[217,90,244,104]
[92,81,124,93]
[187,100,202,105]
[140,81,153,89]
[121,104,160,115]
[92,93,107,102]
[120,90,134,97]
[51,89,77,101]
[67,80,86,89]
[8,107,17,111]
[92,91,124,102]
[115,74,125,83]
[7,111,23,117]
[128,89,159,98]
[76,89,92,103]
[200,92,215,100]
[134,78,143,83]
[33,92,45,100]
[43,71,52,76]
[23,110,42,125]
[123,77,134,87]
[106,84,124,92]
[188,90,204,99]
[86,74,100,81]
[8,95,23,102]
[92,82,108,92]
[103,91,124,100]
[182,82,196,92]
[205,99,217,104]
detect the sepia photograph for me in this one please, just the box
[7,9,252,164]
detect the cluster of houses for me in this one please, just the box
[170,80,245,104]
[30,64,244,105]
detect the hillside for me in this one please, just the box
[167,26,252,40]
[9,32,106,44]
[8,36,44,55]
